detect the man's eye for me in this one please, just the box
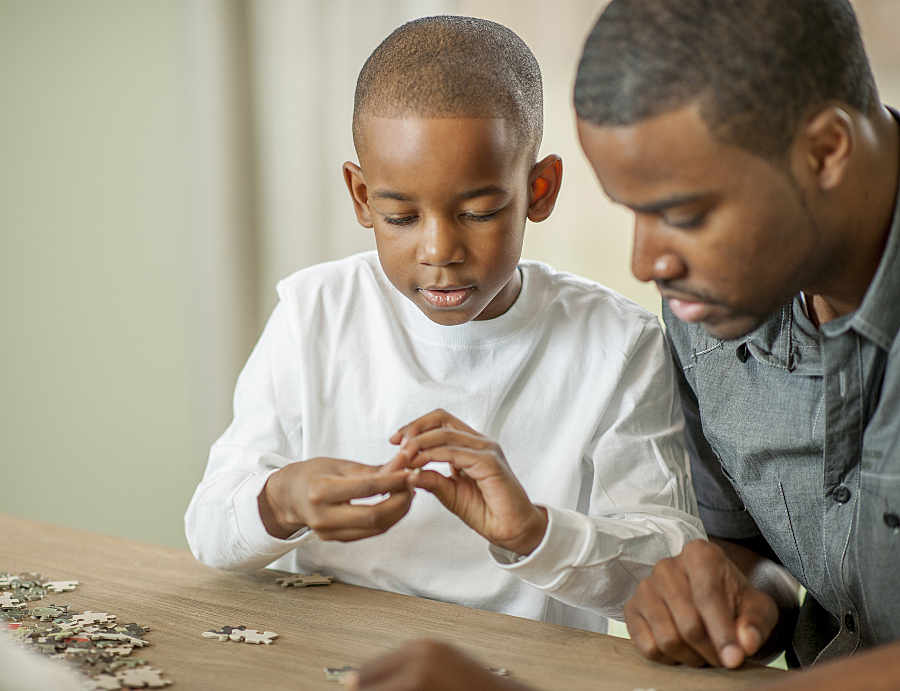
[666,214,704,230]
[382,215,417,226]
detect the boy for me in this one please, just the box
[185,15,704,632]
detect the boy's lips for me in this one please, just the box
[418,286,475,308]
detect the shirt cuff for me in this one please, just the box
[232,470,317,557]
[487,506,591,590]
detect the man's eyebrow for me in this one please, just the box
[620,193,712,214]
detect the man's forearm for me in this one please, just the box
[711,537,801,662]
[758,641,900,691]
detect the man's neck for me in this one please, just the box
[808,105,900,324]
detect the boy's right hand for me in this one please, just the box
[258,458,414,541]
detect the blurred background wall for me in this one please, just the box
[2,0,899,552]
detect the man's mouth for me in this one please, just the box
[418,286,475,308]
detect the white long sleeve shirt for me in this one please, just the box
[185,252,704,631]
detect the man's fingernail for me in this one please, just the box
[720,643,744,669]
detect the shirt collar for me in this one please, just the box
[820,106,900,350]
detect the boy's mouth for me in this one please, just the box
[418,286,475,308]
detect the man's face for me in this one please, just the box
[349,117,531,326]
[578,105,827,340]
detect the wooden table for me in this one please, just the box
[1,514,786,690]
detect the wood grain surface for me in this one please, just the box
[0,514,788,690]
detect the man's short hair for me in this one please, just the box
[573,0,878,160]
[353,15,543,161]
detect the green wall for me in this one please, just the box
[0,1,198,549]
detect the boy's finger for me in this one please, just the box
[409,469,462,510]
[402,428,493,457]
[313,490,413,533]
[401,446,493,479]
[313,471,412,504]
[392,409,479,443]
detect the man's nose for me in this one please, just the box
[419,218,465,266]
[631,215,684,283]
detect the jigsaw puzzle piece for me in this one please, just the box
[229,629,278,645]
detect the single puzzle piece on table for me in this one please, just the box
[485,666,510,678]
[42,580,78,594]
[0,592,26,610]
[83,674,122,691]
[324,666,359,683]
[115,666,172,688]
[276,572,334,588]
[72,611,116,626]
[229,629,278,645]
[202,625,246,641]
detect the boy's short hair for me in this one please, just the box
[573,0,878,161]
[353,15,543,161]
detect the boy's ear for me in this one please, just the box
[343,161,374,228]
[527,155,563,223]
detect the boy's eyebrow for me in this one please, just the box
[620,192,713,214]
[370,186,509,203]
[459,185,509,200]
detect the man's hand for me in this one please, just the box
[258,457,413,541]
[623,539,780,668]
[383,409,548,556]
[345,639,531,691]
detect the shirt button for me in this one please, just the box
[844,613,855,633]
[833,486,851,503]
[885,512,900,529]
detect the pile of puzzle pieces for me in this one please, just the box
[0,572,171,689]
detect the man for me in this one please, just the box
[350,0,900,689]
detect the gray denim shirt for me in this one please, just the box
[663,121,900,667]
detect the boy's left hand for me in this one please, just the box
[383,409,548,556]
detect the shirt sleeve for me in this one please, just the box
[488,317,707,621]
[662,303,762,540]
[184,299,316,571]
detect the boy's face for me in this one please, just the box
[345,117,559,326]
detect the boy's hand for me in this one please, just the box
[384,409,547,556]
[258,458,413,541]
[345,639,531,691]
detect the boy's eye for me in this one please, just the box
[462,211,499,223]
[382,215,417,227]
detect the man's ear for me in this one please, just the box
[795,107,854,192]
[343,161,374,228]
[527,155,563,223]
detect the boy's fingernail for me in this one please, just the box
[720,643,744,669]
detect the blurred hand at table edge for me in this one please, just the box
[344,639,531,691]
[344,636,900,691]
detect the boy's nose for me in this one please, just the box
[419,219,466,266]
